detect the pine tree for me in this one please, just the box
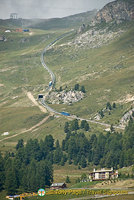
[80,156,87,168]
[0,152,5,191]
[84,122,90,131]
[65,176,71,183]
[110,124,114,132]
[74,84,79,91]
[26,160,37,192]
[81,173,87,181]
[59,86,62,91]
[45,135,54,151]
[71,119,79,131]
[60,155,67,166]
[81,120,86,129]
[106,102,112,110]
[99,110,104,118]
[113,102,116,109]
[53,141,63,164]
[55,140,60,149]
[68,158,72,165]
[64,122,69,133]
[5,160,17,195]
[81,85,86,93]
[36,161,53,188]
[16,139,24,150]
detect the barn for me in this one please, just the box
[50,183,66,189]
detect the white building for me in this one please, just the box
[89,168,118,181]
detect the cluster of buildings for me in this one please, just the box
[89,168,118,181]
[50,168,118,190]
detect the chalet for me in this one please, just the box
[89,168,118,181]
[50,183,66,189]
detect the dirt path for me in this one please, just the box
[23,89,47,113]
[0,90,50,143]
[0,115,50,142]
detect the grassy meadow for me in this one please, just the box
[45,26,134,121]
[0,22,134,152]
[0,28,69,147]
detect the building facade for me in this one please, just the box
[89,168,118,181]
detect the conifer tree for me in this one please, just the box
[64,122,70,133]
[113,102,116,109]
[66,176,71,183]
[81,85,86,93]
[0,152,5,191]
[5,160,17,195]
[81,120,86,129]
[16,139,24,150]
[106,102,112,110]
[74,84,80,91]
[80,156,87,168]
[84,122,90,131]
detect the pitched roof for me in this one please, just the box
[51,183,65,187]
[90,168,114,174]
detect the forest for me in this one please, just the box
[0,118,134,194]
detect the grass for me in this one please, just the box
[0,23,134,152]
[0,191,7,200]
[0,190,134,200]
[0,20,134,200]
[70,181,101,189]
[53,163,90,184]
[0,28,71,147]
[44,26,134,124]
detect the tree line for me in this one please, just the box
[99,102,116,118]
[0,118,134,194]
[0,136,55,195]
[64,119,90,133]
[62,118,134,169]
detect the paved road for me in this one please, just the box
[40,32,125,131]
[69,192,134,200]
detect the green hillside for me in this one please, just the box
[0,1,134,197]
[44,23,134,122]
[0,10,96,31]
[0,18,134,152]
[29,10,97,30]
[0,28,67,147]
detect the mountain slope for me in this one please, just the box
[29,10,97,30]
[43,21,134,126]
[93,0,134,24]
[0,0,134,150]
[0,10,97,30]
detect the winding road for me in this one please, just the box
[39,31,125,131]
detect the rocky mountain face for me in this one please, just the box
[93,0,134,25]
[73,28,124,49]
[46,90,84,105]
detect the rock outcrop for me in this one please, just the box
[46,90,84,105]
[93,0,134,25]
[120,108,134,127]
[74,28,124,48]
